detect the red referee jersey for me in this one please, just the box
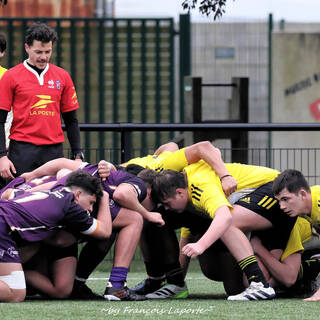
[0,61,79,145]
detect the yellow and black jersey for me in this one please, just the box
[309,185,320,226]
[184,161,279,218]
[225,162,279,190]
[281,217,312,261]
[181,162,280,240]
[0,65,6,79]
[123,148,188,172]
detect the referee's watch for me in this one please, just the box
[72,151,84,161]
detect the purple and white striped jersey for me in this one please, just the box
[0,175,57,197]
[0,188,97,242]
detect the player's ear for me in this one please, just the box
[73,189,82,202]
[299,188,308,199]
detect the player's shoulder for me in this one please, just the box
[311,185,320,195]
[48,63,70,77]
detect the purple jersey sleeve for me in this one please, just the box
[51,163,98,192]
[101,170,147,203]
[52,163,147,203]
[0,189,95,242]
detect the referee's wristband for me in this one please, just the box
[72,151,84,161]
[220,174,232,181]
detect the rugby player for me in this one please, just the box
[0,170,111,302]
[147,162,297,300]
[272,169,320,301]
[19,158,162,301]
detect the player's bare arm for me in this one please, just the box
[113,183,165,226]
[153,142,179,155]
[184,141,237,196]
[182,206,232,258]
[21,158,82,181]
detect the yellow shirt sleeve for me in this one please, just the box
[154,148,189,172]
[281,217,312,261]
[0,65,7,79]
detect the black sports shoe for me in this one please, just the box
[130,278,164,295]
[103,282,147,301]
[70,280,105,300]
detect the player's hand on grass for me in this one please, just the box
[147,211,165,226]
[0,156,16,179]
[182,242,204,258]
[303,289,320,301]
[221,175,237,197]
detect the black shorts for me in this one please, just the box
[235,181,297,249]
[8,140,64,176]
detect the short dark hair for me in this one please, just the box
[65,170,103,199]
[0,33,6,53]
[151,169,187,204]
[124,164,145,176]
[272,169,310,196]
[137,168,159,189]
[25,22,58,46]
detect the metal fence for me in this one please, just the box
[69,122,320,261]
[65,122,320,186]
[0,16,182,164]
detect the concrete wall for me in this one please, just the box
[189,21,320,164]
[190,21,269,154]
[272,32,320,147]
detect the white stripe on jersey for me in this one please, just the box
[81,218,98,235]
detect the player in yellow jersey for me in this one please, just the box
[122,141,238,297]
[272,169,320,301]
[248,217,320,298]
[0,33,6,79]
[121,141,237,197]
[149,162,298,300]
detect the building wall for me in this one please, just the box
[0,0,96,17]
[190,21,320,159]
[191,21,269,152]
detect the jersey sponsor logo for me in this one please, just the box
[240,197,251,204]
[72,87,78,104]
[56,80,61,90]
[30,95,56,116]
[257,196,277,210]
[7,247,19,257]
[191,184,203,202]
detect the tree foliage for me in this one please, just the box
[182,0,229,20]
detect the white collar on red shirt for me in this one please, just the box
[23,60,49,85]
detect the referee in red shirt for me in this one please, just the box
[0,22,84,181]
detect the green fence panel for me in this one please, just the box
[0,17,177,163]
